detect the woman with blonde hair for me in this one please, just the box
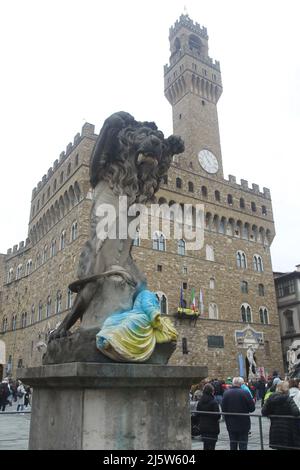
[262,380,300,450]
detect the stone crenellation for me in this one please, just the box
[169,14,208,41]
[31,123,96,199]
[225,175,271,199]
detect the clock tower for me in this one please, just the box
[164,14,223,178]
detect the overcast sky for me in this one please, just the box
[0,0,299,272]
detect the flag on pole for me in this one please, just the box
[190,287,196,311]
[199,289,204,315]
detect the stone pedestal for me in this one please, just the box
[19,362,207,450]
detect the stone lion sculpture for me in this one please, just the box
[45,112,184,364]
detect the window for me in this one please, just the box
[38,301,43,321]
[43,245,48,263]
[21,312,27,328]
[176,177,182,189]
[36,253,41,268]
[162,175,168,185]
[240,198,245,209]
[56,291,62,314]
[2,317,8,332]
[60,172,64,184]
[71,221,78,241]
[157,265,162,272]
[259,307,269,325]
[183,282,188,290]
[241,303,252,323]
[209,278,215,289]
[67,289,73,309]
[236,251,247,269]
[209,303,218,319]
[284,310,295,333]
[53,179,57,191]
[227,194,233,205]
[47,187,50,199]
[12,315,17,331]
[251,202,257,212]
[46,296,52,317]
[75,154,79,166]
[183,266,188,275]
[188,181,194,192]
[7,268,14,283]
[253,255,263,272]
[201,186,208,198]
[153,232,166,251]
[60,230,66,250]
[215,190,220,201]
[25,260,32,276]
[258,284,265,296]
[17,359,23,369]
[51,239,57,257]
[206,244,214,261]
[67,163,71,176]
[241,281,248,294]
[208,336,224,348]
[16,264,23,280]
[262,205,267,216]
[31,305,35,325]
[277,279,295,297]
[178,239,185,256]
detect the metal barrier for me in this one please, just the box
[191,410,300,450]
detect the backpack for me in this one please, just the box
[17,389,24,398]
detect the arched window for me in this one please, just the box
[262,205,267,216]
[241,281,248,294]
[227,194,233,205]
[188,181,194,192]
[2,317,8,332]
[153,232,166,252]
[25,260,32,276]
[31,305,35,325]
[259,307,269,324]
[71,221,78,241]
[60,230,66,250]
[178,239,185,256]
[219,218,226,234]
[240,198,245,209]
[209,303,218,319]
[38,301,43,321]
[156,292,168,315]
[75,154,79,166]
[56,291,62,314]
[176,177,182,189]
[215,190,220,201]
[241,303,252,323]
[46,296,52,317]
[67,162,71,176]
[16,264,23,280]
[51,239,57,257]
[236,251,247,269]
[43,245,48,263]
[253,255,263,272]
[12,315,17,331]
[258,284,265,296]
[21,312,27,328]
[67,288,74,309]
[53,179,57,191]
[201,186,208,198]
[209,278,215,289]
[251,202,257,212]
[132,229,140,247]
[60,171,64,184]
[7,268,14,283]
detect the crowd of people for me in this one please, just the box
[190,373,300,450]
[0,377,31,413]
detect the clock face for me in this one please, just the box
[198,149,219,174]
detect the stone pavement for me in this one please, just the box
[0,401,271,450]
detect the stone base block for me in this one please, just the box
[19,362,207,450]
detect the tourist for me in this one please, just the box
[262,380,300,450]
[211,378,224,407]
[256,376,267,404]
[0,378,10,412]
[289,378,300,410]
[16,380,26,412]
[195,383,220,450]
[221,376,255,450]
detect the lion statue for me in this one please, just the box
[46,112,184,364]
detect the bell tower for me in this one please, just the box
[164,14,223,178]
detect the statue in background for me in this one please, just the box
[246,345,257,378]
[48,112,184,363]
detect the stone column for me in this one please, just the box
[19,362,207,450]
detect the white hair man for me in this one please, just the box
[221,376,255,450]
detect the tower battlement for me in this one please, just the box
[226,174,271,199]
[169,14,208,40]
[31,123,96,199]
[6,238,30,258]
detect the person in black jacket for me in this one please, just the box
[262,380,300,450]
[196,383,220,450]
[221,376,255,450]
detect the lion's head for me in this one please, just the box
[90,112,184,203]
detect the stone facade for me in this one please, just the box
[0,14,283,379]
